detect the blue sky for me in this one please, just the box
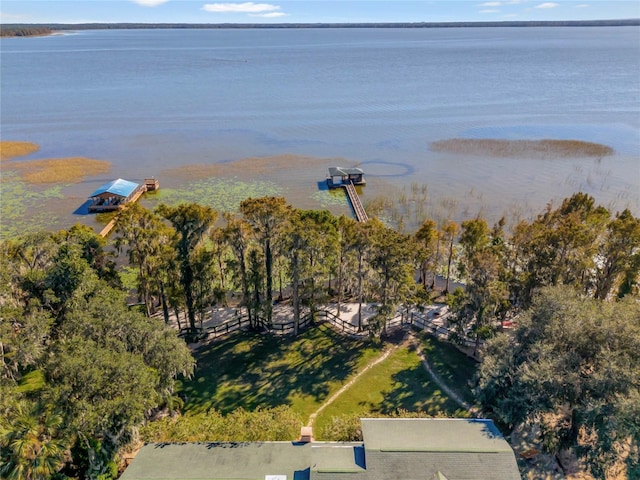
[1,0,638,24]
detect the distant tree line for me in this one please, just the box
[2,19,638,36]
[0,26,53,37]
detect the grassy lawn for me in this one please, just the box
[178,324,382,420]
[418,332,478,405]
[313,343,469,436]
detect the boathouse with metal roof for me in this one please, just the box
[88,178,144,213]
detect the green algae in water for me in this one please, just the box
[153,178,284,212]
[310,189,348,209]
[1,173,65,240]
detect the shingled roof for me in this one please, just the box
[120,419,521,480]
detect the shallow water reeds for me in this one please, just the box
[0,141,40,161]
[431,138,614,159]
[164,154,346,182]
[4,157,111,184]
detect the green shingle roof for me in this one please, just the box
[119,420,521,480]
[360,418,513,453]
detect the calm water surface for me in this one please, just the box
[1,27,639,230]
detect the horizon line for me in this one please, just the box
[3,18,639,27]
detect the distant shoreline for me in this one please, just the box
[1,19,639,36]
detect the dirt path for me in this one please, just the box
[408,332,479,417]
[306,344,399,427]
[306,327,480,429]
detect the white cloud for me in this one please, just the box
[502,13,518,17]
[480,9,500,13]
[130,0,170,6]
[480,1,501,6]
[202,2,281,13]
[0,11,29,21]
[535,2,559,8]
[250,12,287,17]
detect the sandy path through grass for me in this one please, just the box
[306,344,399,427]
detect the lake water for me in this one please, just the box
[1,27,639,232]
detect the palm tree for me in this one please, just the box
[0,400,67,480]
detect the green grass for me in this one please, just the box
[178,324,381,420]
[419,333,478,405]
[313,344,469,435]
[17,370,46,394]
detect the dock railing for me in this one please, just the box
[343,181,368,222]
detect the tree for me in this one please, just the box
[442,220,459,294]
[414,218,438,291]
[476,286,640,477]
[450,217,508,357]
[157,203,218,334]
[368,219,416,337]
[0,400,67,480]
[239,197,292,325]
[510,193,610,306]
[335,215,358,317]
[282,209,338,334]
[48,283,194,476]
[593,208,640,300]
[223,214,254,326]
[115,204,176,319]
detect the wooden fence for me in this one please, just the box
[177,305,480,352]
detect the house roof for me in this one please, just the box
[360,418,512,453]
[89,178,140,198]
[119,442,313,480]
[328,167,364,177]
[119,419,522,480]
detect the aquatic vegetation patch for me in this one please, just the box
[0,141,40,161]
[154,177,284,212]
[310,188,348,208]
[0,172,64,239]
[163,154,342,182]
[4,157,111,184]
[431,138,614,158]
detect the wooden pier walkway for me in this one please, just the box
[343,181,369,223]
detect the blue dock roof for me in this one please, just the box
[89,178,140,198]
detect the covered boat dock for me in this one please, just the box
[326,166,366,188]
[87,178,149,213]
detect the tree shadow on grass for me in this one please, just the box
[180,324,380,415]
[377,363,465,417]
[419,333,477,405]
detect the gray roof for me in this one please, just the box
[119,442,313,480]
[360,419,520,480]
[311,444,365,474]
[89,178,140,198]
[360,418,513,453]
[328,167,364,177]
[120,419,521,480]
